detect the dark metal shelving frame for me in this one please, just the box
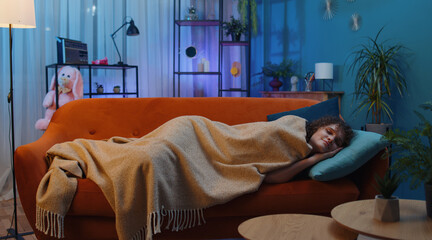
[45,63,139,108]
[173,0,251,97]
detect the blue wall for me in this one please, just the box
[251,0,432,200]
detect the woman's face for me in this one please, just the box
[309,124,344,153]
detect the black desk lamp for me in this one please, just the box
[111,18,140,65]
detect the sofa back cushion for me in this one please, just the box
[267,97,340,122]
[48,97,319,141]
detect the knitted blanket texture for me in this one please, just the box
[35,115,311,240]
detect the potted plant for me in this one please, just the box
[95,82,104,94]
[382,101,432,218]
[222,16,247,42]
[373,170,402,222]
[260,59,295,91]
[347,27,408,134]
[185,6,198,21]
[113,85,121,93]
[237,0,258,35]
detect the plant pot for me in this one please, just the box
[269,77,283,91]
[374,195,400,222]
[425,183,432,218]
[97,87,104,94]
[113,87,120,93]
[365,123,392,135]
[231,33,241,41]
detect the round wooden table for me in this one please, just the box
[238,214,357,240]
[331,199,432,240]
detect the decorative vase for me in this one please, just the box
[425,183,432,218]
[374,195,400,222]
[97,87,104,94]
[269,77,283,91]
[231,33,241,41]
[305,81,313,92]
[186,13,198,20]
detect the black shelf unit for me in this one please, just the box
[45,63,139,108]
[175,20,220,26]
[173,0,251,97]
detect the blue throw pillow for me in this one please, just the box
[309,130,389,181]
[267,97,339,122]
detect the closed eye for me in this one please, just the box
[326,127,336,135]
[327,127,342,147]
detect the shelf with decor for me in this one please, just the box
[173,0,251,97]
[175,20,220,26]
[220,88,249,93]
[260,91,344,102]
[220,41,249,46]
[219,41,251,97]
[45,63,138,108]
[174,72,221,75]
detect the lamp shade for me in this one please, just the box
[315,63,333,79]
[0,0,36,28]
[126,20,139,36]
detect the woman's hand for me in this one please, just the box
[264,147,342,184]
[264,147,343,184]
[312,147,343,163]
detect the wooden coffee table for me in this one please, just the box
[331,199,432,240]
[238,214,357,240]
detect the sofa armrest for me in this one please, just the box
[348,148,389,199]
[14,129,69,231]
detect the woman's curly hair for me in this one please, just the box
[306,116,354,148]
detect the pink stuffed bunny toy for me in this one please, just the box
[35,66,83,130]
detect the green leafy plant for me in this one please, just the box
[222,16,247,38]
[187,6,197,15]
[347,27,408,124]
[237,0,258,35]
[260,59,295,79]
[95,82,103,88]
[383,101,432,188]
[114,85,120,88]
[374,170,402,199]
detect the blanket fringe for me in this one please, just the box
[131,207,206,240]
[35,205,64,239]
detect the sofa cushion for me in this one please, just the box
[68,178,359,218]
[52,98,320,141]
[204,178,359,218]
[309,130,389,181]
[267,97,339,122]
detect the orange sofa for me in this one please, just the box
[15,97,388,239]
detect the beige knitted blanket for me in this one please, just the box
[35,115,311,240]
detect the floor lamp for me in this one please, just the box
[0,0,36,239]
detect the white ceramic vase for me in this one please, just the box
[374,195,400,222]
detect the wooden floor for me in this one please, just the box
[0,198,374,240]
[0,198,36,240]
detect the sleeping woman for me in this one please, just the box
[265,115,354,183]
[36,114,353,240]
